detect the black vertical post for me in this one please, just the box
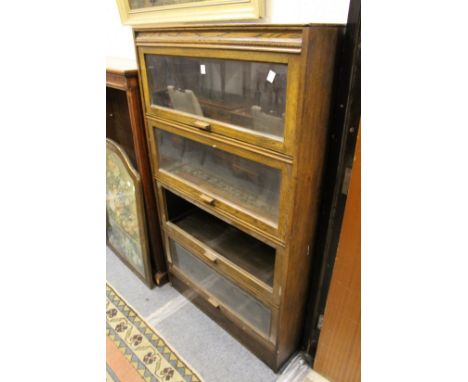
[301,0,361,361]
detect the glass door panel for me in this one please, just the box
[146,55,288,140]
[170,238,272,336]
[156,129,281,223]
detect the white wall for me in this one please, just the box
[266,0,350,24]
[106,0,350,61]
[106,0,136,60]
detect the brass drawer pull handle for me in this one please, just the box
[203,250,218,263]
[200,194,215,205]
[193,120,211,131]
[208,297,220,309]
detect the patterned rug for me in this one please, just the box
[106,283,203,382]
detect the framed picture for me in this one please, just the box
[106,138,154,287]
[115,0,265,26]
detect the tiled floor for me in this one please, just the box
[106,247,328,382]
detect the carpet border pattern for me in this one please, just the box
[106,283,203,382]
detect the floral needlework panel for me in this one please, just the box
[106,284,203,382]
[106,147,145,277]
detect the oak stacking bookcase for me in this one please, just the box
[134,24,340,370]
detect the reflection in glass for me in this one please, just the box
[129,0,207,10]
[106,141,146,277]
[146,55,288,139]
[156,129,281,223]
[170,239,272,335]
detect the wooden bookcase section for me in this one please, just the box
[134,24,341,370]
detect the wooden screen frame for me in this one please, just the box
[106,138,154,288]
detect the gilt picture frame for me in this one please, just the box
[115,0,265,26]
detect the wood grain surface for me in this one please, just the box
[314,127,361,382]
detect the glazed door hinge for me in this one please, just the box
[317,314,324,330]
[341,166,352,195]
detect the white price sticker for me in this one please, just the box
[266,70,276,83]
[200,64,206,75]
